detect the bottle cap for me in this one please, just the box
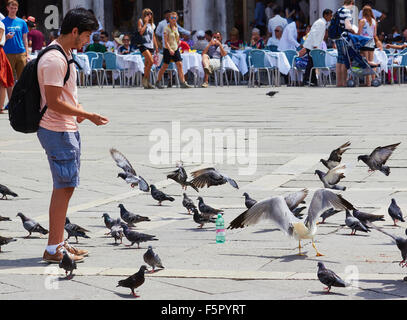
[218,213,223,218]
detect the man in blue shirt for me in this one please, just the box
[3,0,29,98]
[254,0,266,35]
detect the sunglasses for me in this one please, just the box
[170,17,177,20]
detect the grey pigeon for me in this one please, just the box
[193,207,216,229]
[150,185,175,206]
[266,91,278,97]
[117,265,148,298]
[118,204,150,227]
[320,142,351,170]
[110,219,125,244]
[110,148,150,192]
[353,209,385,227]
[59,250,77,280]
[243,193,257,209]
[345,210,370,235]
[315,164,347,191]
[122,224,158,248]
[369,223,407,268]
[167,161,199,192]
[102,213,115,230]
[190,167,239,190]
[143,246,164,273]
[0,236,16,252]
[319,208,342,224]
[317,262,347,293]
[182,193,196,214]
[197,197,224,217]
[0,184,18,200]
[16,212,48,238]
[0,215,11,222]
[388,199,405,226]
[358,143,401,176]
[64,217,90,243]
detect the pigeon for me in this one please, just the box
[102,213,115,231]
[266,91,278,97]
[320,142,351,170]
[315,164,347,191]
[317,262,347,293]
[388,199,405,227]
[190,168,239,190]
[59,250,77,280]
[369,223,407,268]
[292,206,307,219]
[0,184,18,200]
[228,189,354,256]
[319,208,342,224]
[150,185,175,206]
[167,161,199,192]
[110,219,125,244]
[143,246,164,273]
[122,224,158,248]
[193,207,216,229]
[117,265,148,298]
[182,193,196,214]
[353,209,385,228]
[197,197,224,217]
[243,193,257,209]
[0,236,16,252]
[0,215,11,222]
[16,212,49,238]
[118,204,150,227]
[64,217,90,243]
[358,143,401,176]
[110,148,150,192]
[345,210,370,235]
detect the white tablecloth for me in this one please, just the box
[181,52,204,77]
[75,53,91,75]
[264,52,291,75]
[230,52,248,75]
[116,54,144,78]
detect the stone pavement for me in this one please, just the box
[1,85,407,300]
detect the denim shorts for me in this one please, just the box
[37,127,81,189]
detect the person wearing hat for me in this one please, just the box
[27,16,45,53]
[226,27,243,50]
[85,33,106,53]
[192,30,209,51]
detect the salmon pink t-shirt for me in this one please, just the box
[38,41,78,132]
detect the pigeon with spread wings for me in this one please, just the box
[167,162,199,192]
[110,148,150,192]
[315,164,347,191]
[228,189,354,256]
[190,168,239,190]
[358,143,401,176]
[320,142,351,170]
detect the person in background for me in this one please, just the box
[113,32,124,51]
[47,30,58,45]
[137,8,159,89]
[277,20,299,52]
[85,33,106,53]
[254,0,266,35]
[226,27,243,50]
[358,1,386,23]
[156,9,190,48]
[88,9,103,44]
[205,30,213,43]
[3,0,29,100]
[266,25,282,47]
[192,30,208,51]
[201,31,229,88]
[265,2,277,21]
[155,11,191,89]
[267,6,287,44]
[0,12,5,20]
[358,6,378,86]
[385,27,407,50]
[181,31,194,48]
[118,34,134,55]
[0,16,14,113]
[300,25,312,46]
[285,0,301,23]
[303,9,333,86]
[250,28,265,49]
[100,31,115,52]
[26,16,45,53]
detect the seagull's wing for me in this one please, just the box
[228,196,300,236]
[369,143,401,167]
[306,190,354,229]
[324,164,346,185]
[284,189,309,211]
[110,148,137,176]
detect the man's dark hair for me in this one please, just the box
[323,9,333,17]
[60,8,99,35]
[101,31,108,37]
[205,30,213,37]
[274,6,283,15]
[164,9,171,15]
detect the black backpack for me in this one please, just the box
[328,10,344,40]
[8,45,75,134]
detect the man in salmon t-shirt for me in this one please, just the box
[37,8,109,263]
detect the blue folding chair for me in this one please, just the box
[85,51,105,87]
[103,52,126,87]
[248,50,273,87]
[390,53,407,84]
[283,50,299,86]
[309,49,332,86]
[265,45,279,52]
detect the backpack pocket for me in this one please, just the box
[48,149,78,183]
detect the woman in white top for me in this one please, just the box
[137,8,159,89]
[0,20,14,113]
[358,6,377,86]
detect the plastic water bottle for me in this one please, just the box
[216,214,225,243]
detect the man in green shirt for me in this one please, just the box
[85,33,106,52]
